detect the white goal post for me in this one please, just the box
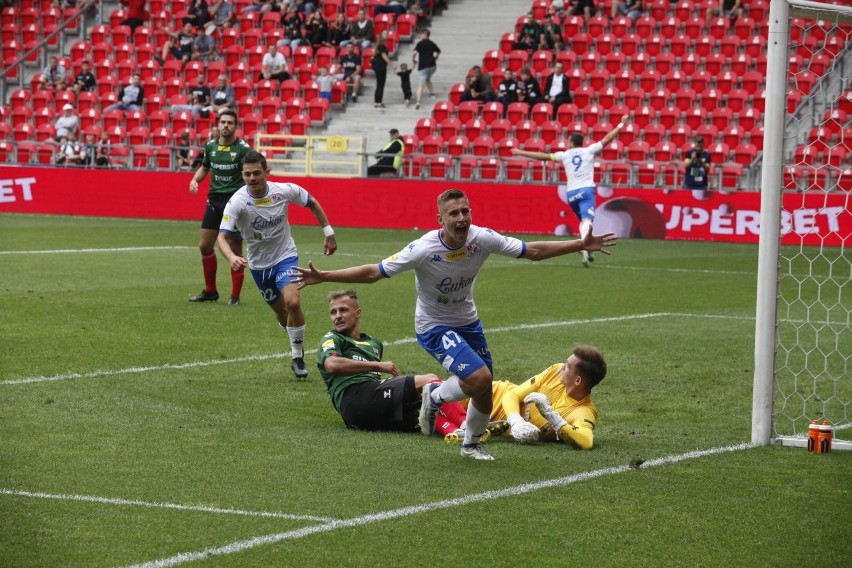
[752,0,852,450]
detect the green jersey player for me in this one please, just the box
[188,109,252,305]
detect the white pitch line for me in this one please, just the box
[123,442,755,568]
[1,313,748,386]
[0,246,195,255]
[0,489,337,523]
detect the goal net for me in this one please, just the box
[752,0,852,449]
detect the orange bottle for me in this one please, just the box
[818,420,833,454]
[808,420,820,453]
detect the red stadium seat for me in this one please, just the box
[471,135,495,156]
[734,143,758,165]
[463,118,486,140]
[489,119,512,142]
[446,135,470,156]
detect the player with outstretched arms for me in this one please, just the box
[188,109,252,305]
[512,116,628,267]
[294,189,616,460]
[218,150,337,378]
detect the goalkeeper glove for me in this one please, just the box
[507,413,540,443]
[524,392,568,432]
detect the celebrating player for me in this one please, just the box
[437,344,607,450]
[188,109,251,305]
[293,189,616,460]
[511,117,628,267]
[318,289,442,431]
[217,150,337,378]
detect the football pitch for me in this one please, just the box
[1,214,849,567]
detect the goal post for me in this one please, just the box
[752,0,852,449]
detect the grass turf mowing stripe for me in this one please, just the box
[121,442,755,568]
[1,313,704,386]
[0,247,195,255]
[0,489,338,523]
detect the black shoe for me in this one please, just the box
[588,252,594,263]
[227,296,240,306]
[189,290,219,302]
[291,357,308,378]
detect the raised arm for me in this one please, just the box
[523,230,617,261]
[600,115,628,147]
[510,148,553,161]
[293,261,384,288]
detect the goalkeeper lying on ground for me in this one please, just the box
[435,345,606,450]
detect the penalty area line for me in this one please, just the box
[2,313,751,386]
[0,489,337,523]
[122,442,755,568]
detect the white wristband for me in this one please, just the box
[323,225,335,237]
[618,122,625,129]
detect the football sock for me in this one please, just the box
[463,402,490,445]
[286,325,305,358]
[430,375,466,405]
[579,219,592,239]
[230,267,244,299]
[201,252,217,293]
[434,410,460,437]
[440,400,468,425]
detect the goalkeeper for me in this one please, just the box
[438,345,606,449]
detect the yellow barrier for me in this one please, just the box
[254,133,367,178]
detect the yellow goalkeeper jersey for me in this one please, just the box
[494,363,598,449]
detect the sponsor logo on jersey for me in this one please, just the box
[445,250,467,262]
[250,215,283,231]
[217,145,231,151]
[222,214,229,222]
[385,253,399,262]
[383,389,392,399]
[437,295,448,304]
[253,198,272,206]
[321,339,335,350]
[436,275,474,294]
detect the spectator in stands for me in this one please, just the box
[210,75,235,114]
[70,60,96,95]
[192,27,219,63]
[80,133,97,167]
[550,0,567,17]
[367,129,404,176]
[53,104,80,142]
[374,0,408,19]
[183,0,211,27]
[241,0,275,13]
[370,30,395,109]
[38,56,67,91]
[350,9,375,51]
[512,13,544,52]
[295,0,318,19]
[327,12,351,47]
[104,72,144,112]
[541,12,563,53]
[171,74,212,118]
[568,0,596,19]
[207,0,236,33]
[409,0,429,31]
[260,44,291,81]
[157,22,197,69]
[56,132,83,165]
[515,66,542,104]
[496,67,519,108]
[412,28,440,109]
[277,5,306,49]
[305,11,328,47]
[706,0,742,25]
[96,129,112,167]
[611,0,643,22]
[683,135,711,193]
[119,0,149,33]
[459,65,495,104]
[176,130,195,170]
[397,62,413,106]
[339,42,363,103]
[316,66,334,102]
[544,61,572,116]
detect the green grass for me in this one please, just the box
[1,214,850,568]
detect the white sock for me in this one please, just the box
[463,402,490,446]
[430,375,466,404]
[285,324,305,359]
[579,219,592,239]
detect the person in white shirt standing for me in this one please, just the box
[512,117,628,266]
[218,150,337,378]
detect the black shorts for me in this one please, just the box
[338,375,420,432]
[201,191,241,237]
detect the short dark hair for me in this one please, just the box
[570,132,584,147]
[437,189,467,209]
[389,128,399,135]
[218,109,237,123]
[242,149,268,169]
[573,344,607,388]
[327,289,359,304]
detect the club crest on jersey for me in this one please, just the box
[467,243,480,254]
